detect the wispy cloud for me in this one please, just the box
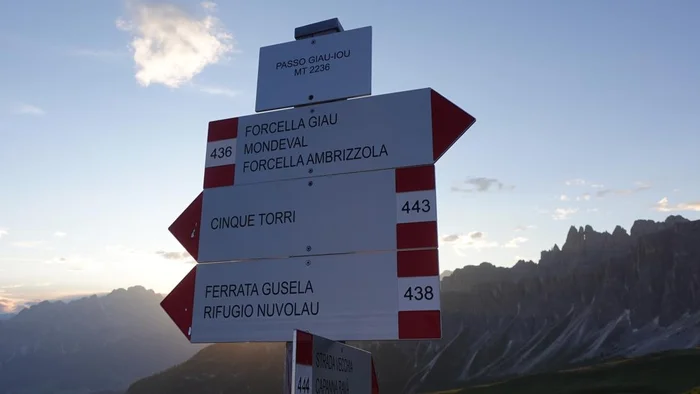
[552,207,578,221]
[452,177,514,193]
[0,228,7,239]
[596,181,652,198]
[53,231,67,237]
[504,237,528,248]
[195,84,240,97]
[11,240,43,248]
[116,1,234,88]
[565,178,586,186]
[560,194,569,201]
[654,197,700,212]
[43,255,89,271]
[514,225,536,232]
[440,231,499,254]
[156,250,195,263]
[200,1,217,10]
[13,103,45,116]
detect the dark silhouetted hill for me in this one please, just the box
[125,215,700,394]
[0,286,203,394]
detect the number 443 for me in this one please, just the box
[401,199,431,214]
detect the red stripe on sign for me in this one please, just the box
[295,330,313,366]
[430,90,476,162]
[203,164,235,189]
[208,117,238,142]
[395,165,436,193]
[371,359,379,394]
[397,249,439,278]
[396,221,438,250]
[398,310,441,339]
[160,266,197,341]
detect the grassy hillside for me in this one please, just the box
[429,348,700,394]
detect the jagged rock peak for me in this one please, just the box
[631,215,690,238]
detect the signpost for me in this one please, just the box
[291,329,379,394]
[171,165,438,263]
[255,25,372,112]
[159,249,441,343]
[160,17,477,394]
[204,88,476,189]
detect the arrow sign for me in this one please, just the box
[160,249,441,343]
[171,165,438,263]
[291,330,379,394]
[203,88,475,189]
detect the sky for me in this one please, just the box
[1,0,699,313]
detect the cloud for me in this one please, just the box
[552,208,578,221]
[591,184,605,189]
[452,177,514,193]
[565,178,586,186]
[560,194,569,201]
[0,228,7,239]
[596,181,652,198]
[440,231,500,254]
[195,84,240,97]
[654,197,700,212]
[201,1,217,10]
[116,1,234,88]
[514,225,536,232]
[43,255,90,271]
[0,298,18,313]
[11,240,43,248]
[53,231,67,237]
[577,193,591,201]
[156,250,194,263]
[504,237,528,248]
[13,104,45,116]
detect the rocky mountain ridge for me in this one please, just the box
[0,286,202,394]
[126,215,700,394]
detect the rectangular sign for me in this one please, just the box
[204,88,476,189]
[173,165,438,263]
[176,250,442,343]
[292,330,377,394]
[255,26,372,112]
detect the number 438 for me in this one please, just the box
[401,199,430,214]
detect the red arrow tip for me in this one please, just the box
[430,89,476,162]
[168,193,203,261]
[371,359,380,394]
[161,266,197,341]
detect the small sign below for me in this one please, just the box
[255,26,372,112]
[291,329,379,394]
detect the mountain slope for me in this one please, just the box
[432,348,700,394]
[127,216,700,394]
[0,286,203,394]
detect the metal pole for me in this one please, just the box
[282,19,347,394]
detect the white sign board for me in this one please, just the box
[204,88,476,188]
[181,250,441,342]
[195,166,437,263]
[292,330,375,394]
[255,26,372,112]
